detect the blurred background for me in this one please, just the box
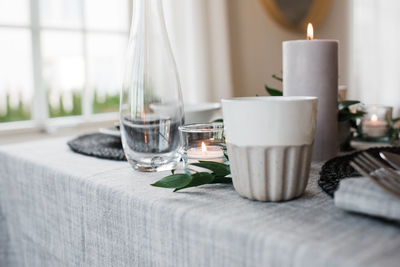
[0,0,129,124]
[0,0,399,140]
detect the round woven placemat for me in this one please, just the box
[67,133,126,161]
[319,146,400,197]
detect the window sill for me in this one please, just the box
[0,112,119,137]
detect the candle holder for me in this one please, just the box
[358,105,393,142]
[178,123,225,168]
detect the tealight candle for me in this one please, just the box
[187,142,224,160]
[178,123,226,167]
[359,105,392,141]
[362,114,388,138]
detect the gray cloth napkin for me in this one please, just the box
[334,177,400,221]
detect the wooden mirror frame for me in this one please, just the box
[260,0,332,32]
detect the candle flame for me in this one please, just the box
[201,142,207,152]
[307,23,314,40]
[371,114,378,121]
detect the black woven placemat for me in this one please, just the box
[319,146,400,197]
[67,133,126,161]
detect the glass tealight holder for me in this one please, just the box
[179,123,225,168]
[358,105,393,142]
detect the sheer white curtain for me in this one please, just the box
[350,0,400,116]
[163,0,233,104]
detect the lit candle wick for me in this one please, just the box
[307,23,314,40]
[201,142,207,153]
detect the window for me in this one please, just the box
[0,0,130,124]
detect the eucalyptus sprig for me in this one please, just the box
[265,85,283,96]
[265,73,284,96]
[151,161,232,192]
[338,100,365,125]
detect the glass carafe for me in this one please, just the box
[120,0,184,172]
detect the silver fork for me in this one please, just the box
[350,152,400,199]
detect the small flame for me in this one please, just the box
[307,23,314,40]
[201,142,207,153]
[371,114,378,121]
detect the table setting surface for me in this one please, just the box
[0,137,400,267]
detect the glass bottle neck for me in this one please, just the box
[131,0,163,32]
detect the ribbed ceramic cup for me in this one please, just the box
[222,96,318,202]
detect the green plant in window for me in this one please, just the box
[92,90,120,114]
[47,90,82,118]
[0,93,31,123]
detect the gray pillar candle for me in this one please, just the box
[283,31,338,161]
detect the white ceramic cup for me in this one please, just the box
[222,96,318,202]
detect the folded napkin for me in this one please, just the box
[334,177,400,221]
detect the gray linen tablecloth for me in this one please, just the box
[0,138,399,267]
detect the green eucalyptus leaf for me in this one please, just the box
[338,100,360,110]
[224,152,229,161]
[338,111,365,122]
[174,172,215,192]
[265,85,283,96]
[151,173,192,189]
[190,161,230,177]
[212,118,223,123]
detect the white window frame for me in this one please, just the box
[0,0,132,133]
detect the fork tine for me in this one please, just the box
[353,156,374,173]
[372,169,400,197]
[380,168,400,183]
[359,153,380,169]
[350,161,400,198]
[374,169,400,190]
[350,161,374,178]
[363,152,387,169]
[362,152,400,189]
[363,152,400,182]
